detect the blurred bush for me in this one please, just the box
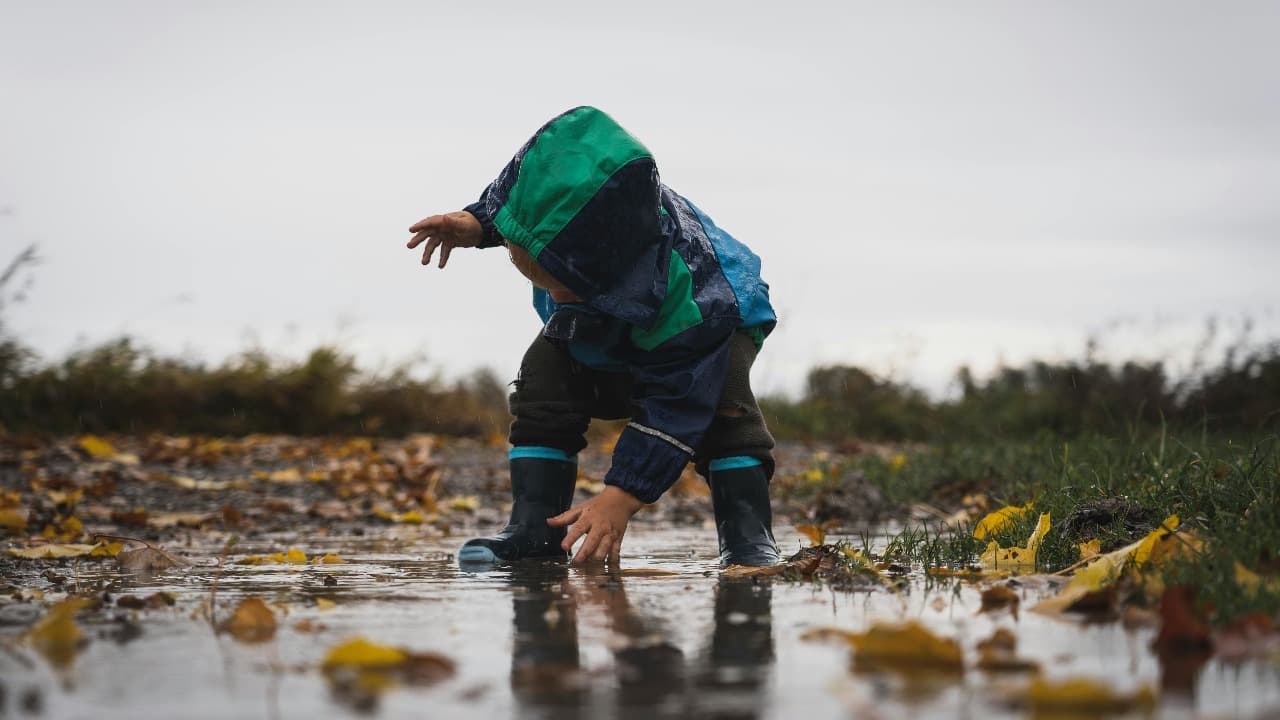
[0,338,509,437]
[0,325,1275,440]
[762,341,1280,442]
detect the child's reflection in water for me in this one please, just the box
[506,564,774,719]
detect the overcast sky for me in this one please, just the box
[2,1,1277,396]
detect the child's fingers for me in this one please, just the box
[573,530,605,564]
[420,236,440,265]
[406,230,429,249]
[561,517,589,551]
[547,507,580,527]
[408,215,442,233]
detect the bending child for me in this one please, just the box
[405,107,779,568]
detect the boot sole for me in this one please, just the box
[457,545,500,564]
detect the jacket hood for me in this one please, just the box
[491,107,670,329]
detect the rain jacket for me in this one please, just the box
[463,106,776,504]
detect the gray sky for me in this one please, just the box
[2,0,1277,396]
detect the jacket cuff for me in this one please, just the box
[462,200,504,248]
[603,425,692,504]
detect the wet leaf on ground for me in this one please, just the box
[220,597,278,643]
[980,512,1051,572]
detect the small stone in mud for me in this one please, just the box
[324,575,338,587]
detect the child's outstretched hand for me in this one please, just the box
[548,486,644,565]
[406,211,483,268]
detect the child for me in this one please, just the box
[406,107,779,567]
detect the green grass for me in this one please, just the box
[780,432,1280,623]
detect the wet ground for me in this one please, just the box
[4,526,1279,719]
[2,436,1278,718]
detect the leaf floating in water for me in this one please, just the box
[810,621,964,675]
[220,597,278,643]
[979,585,1021,618]
[1021,677,1155,716]
[26,598,92,670]
[8,542,121,559]
[117,545,188,571]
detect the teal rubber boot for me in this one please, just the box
[458,453,577,565]
[709,460,780,567]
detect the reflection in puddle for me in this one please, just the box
[1,527,1278,719]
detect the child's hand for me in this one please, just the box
[548,486,644,565]
[406,211,483,268]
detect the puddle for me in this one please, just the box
[2,526,1278,719]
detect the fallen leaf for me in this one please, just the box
[1022,677,1155,716]
[795,524,826,546]
[0,507,29,532]
[78,435,117,459]
[316,598,337,611]
[148,511,218,529]
[238,548,309,565]
[117,545,188,571]
[973,503,1033,540]
[323,637,409,670]
[807,621,963,674]
[312,553,346,565]
[110,508,149,527]
[447,496,480,512]
[26,598,92,670]
[8,543,103,559]
[1077,539,1101,560]
[976,628,1039,673]
[980,513,1051,572]
[1033,515,1179,615]
[979,585,1020,618]
[220,597,278,643]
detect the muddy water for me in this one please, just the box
[2,527,1277,719]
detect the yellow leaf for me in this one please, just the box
[316,598,337,611]
[78,435,116,459]
[281,548,308,564]
[312,553,346,565]
[238,547,309,565]
[1077,539,1101,560]
[843,621,964,673]
[447,495,480,512]
[973,503,1033,540]
[91,542,124,557]
[1033,515,1180,615]
[1132,515,1179,567]
[267,468,303,483]
[979,513,1051,571]
[1024,677,1155,715]
[0,507,29,532]
[322,637,408,670]
[220,597,278,643]
[795,524,826,546]
[8,543,103,559]
[26,598,92,669]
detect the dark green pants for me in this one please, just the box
[508,331,776,479]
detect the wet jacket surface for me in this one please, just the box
[463,106,776,504]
